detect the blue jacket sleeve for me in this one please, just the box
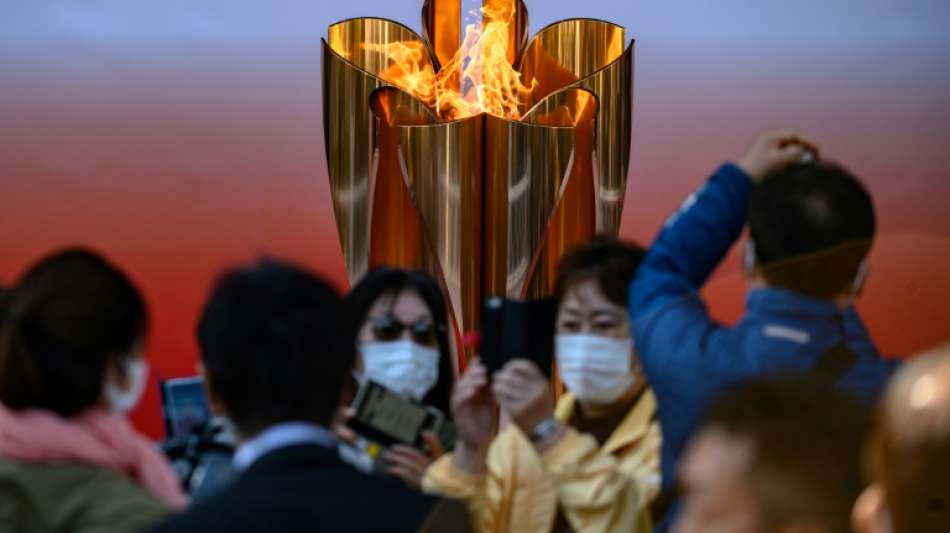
[628,163,755,487]
[630,163,753,321]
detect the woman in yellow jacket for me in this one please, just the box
[422,239,661,533]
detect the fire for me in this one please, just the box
[365,0,536,121]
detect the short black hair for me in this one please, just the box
[197,259,354,437]
[345,268,453,413]
[703,377,871,533]
[0,248,147,416]
[749,162,876,299]
[554,237,645,307]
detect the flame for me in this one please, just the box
[366,0,536,120]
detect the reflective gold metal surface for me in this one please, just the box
[520,19,632,234]
[482,114,575,300]
[323,19,433,284]
[368,87,437,272]
[521,87,599,298]
[324,4,635,366]
[421,0,460,70]
[398,117,484,355]
[422,1,529,69]
[328,18,434,78]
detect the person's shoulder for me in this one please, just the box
[142,482,244,533]
[147,452,438,533]
[317,463,440,529]
[337,464,440,508]
[0,462,169,533]
[74,466,170,530]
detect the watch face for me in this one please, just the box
[531,418,559,441]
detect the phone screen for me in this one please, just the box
[351,381,429,446]
[480,297,557,377]
[161,377,211,438]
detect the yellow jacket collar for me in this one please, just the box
[554,388,657,455]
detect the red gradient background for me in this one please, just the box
[2,1,948,438]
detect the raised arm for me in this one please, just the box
[631,130,819,319]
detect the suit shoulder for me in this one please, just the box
[145,463,438,533]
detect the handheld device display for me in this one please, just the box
[348,380,456,451]
[480,297,558,377]
[160,376,211,439]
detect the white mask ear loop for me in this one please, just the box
[743,239,757,276]
[849,260,870,302]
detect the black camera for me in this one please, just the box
[159,377,236,500]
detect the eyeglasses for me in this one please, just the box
[368,317,440,346]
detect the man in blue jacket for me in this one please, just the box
[629,130,899,527]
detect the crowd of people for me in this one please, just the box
[0,131,946,533]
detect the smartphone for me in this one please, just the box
[480,297,558,377]
[160,376,211,439]
[348,380,456,450]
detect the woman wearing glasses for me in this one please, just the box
[423,239,661,533]
[337,268,455,488]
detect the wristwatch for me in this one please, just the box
[530,417,561,443]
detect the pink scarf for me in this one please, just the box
[0,405,188,509]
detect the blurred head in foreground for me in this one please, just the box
[853,345,950,533]
[673,377,870,533]
[0,248,148,416]
[197,259,353,438]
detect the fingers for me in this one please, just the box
[773,143,810,168]
[492,369,521,397]
[492,376,524,410]
[386,445,430,465]
[453,373,489,407]
[765,130,819,157]
[334,424,358,445]
[456,369,487,393]
[741,129,821,181]
[502,358,543,378]
[385,463,422,488]
[421,431,445,459]
[338,406,356,421]
[332,406,358,444]
[458,359,488,388]
[384,446,430,487]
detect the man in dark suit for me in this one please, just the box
[146,259,438,533]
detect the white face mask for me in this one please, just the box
[359,340,439,401]
[556,334,635,405]
[105,357,148,414]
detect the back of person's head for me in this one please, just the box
[748,162,875,300]
[675,377,870,533]
[855,345,950,533]
[345,268,453,412]
[0,248,147,416]
[554,236,645,308]
[197,259,353,438]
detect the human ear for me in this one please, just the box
[198,363,227,416]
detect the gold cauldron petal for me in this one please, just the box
[323,19,435,282]
[519,19,634,233]
[323,2,633,362]
[421,0,529,69]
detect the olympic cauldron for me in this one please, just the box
[323,0,634,362]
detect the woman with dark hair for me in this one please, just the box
[424,238,661,533]
[339,268,456,488]
[0,248,186,533]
